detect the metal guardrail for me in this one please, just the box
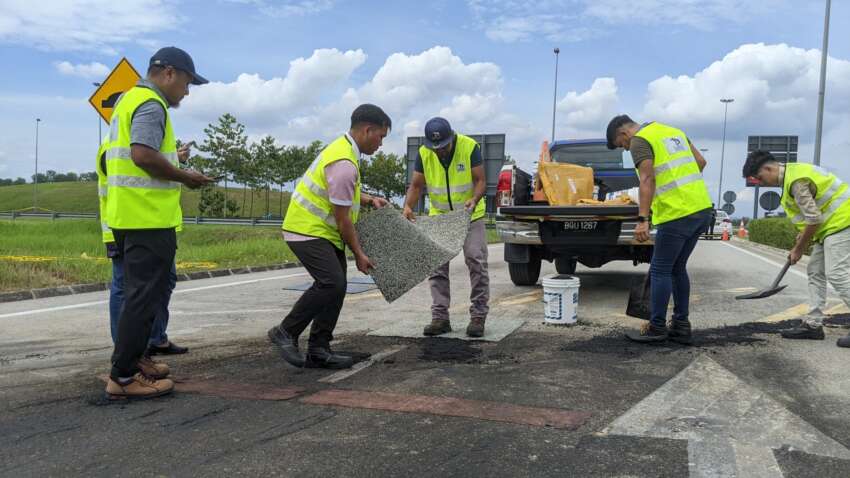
[1,211,497,228]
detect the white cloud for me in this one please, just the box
[54,61,110,79]
[641,43,850,139]
[0,0,180,53]
[181,48,367,123]
[224,0,335,17]
[466,0,780,43]
[556,77,618,136]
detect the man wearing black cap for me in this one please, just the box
[606,115,712,344]
[104,47,213,400]
[403,118,490,338]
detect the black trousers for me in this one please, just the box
[280,239,347,349]
[110,228,177,379]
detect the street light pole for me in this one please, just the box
[718,98,734,208]
[34,118,41,211]
[813,0,831,166]
[551,47,560,143]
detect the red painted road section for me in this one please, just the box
[176,379,304,401]
[301,389,591,429]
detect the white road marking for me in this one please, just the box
[604,355,850,477]
[721,242,808,279]
[0,271,311,319]
[318,345,407,384]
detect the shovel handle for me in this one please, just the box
[771,260,792,288]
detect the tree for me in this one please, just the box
[361,151,406,201]
[250,135,282,217]
[79,172,99,182]
[14,177,26,185]
[198,113,248,217]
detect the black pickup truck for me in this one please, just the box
[495,139,654,286]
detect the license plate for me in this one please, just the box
[563,220,598,231]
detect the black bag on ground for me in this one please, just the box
[626,273,651,321]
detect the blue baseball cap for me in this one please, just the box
[149,47,209,85]
[423,117,454,149]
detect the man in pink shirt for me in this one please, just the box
[270,104,391,369]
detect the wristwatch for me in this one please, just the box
[637,215,649,223]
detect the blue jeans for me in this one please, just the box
[109,256,177,346]
[650,209,713,328]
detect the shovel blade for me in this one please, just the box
[735,284,788,300]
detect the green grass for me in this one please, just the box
[0,182,292,217]
[0,219,296,292]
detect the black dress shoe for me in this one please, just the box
[305,346,355,369]
[625,323,668,343]
[147,341,189,356]
[781,324,825,340]
[268,326,305,367]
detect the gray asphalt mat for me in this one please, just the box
[356,208,470,303]
[282,275,377,294]
[368,317,526,342]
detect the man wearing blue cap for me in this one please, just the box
[403,118,490,337]
[104,47,213,400]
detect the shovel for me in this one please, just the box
[735,260,791,300]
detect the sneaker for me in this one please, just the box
[423,319,452,336]
[466,317,486,338]
[625,322,668,343]
[105,373,174,400]
[137,356,170,379]
[780,324,825,340]
[837,334,850,348]
[667,319,692,345]
[268,326,305,367]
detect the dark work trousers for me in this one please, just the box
[280,238,347,349]
[110,228,177,380]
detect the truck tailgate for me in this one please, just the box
[498,205,639,217]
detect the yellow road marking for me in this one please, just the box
[758,303,809,323]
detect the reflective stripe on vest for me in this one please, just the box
[782,163,850,242]
[634,122,712,225]
[95,133,115,243]
[104,86,181,230]
[419,133,486,221]
[282,135,361,250]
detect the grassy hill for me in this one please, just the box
[0,182,292,217]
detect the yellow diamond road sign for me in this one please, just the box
[89,57,141,123]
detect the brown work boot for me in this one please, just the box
[105,373,174,400]
[138,356,170,379]
[466,317,486,338]
[423,319,452,336]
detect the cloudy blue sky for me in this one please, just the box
[1,0,848,216]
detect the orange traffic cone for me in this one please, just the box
[738,222,747,239]
[722,228,729,241]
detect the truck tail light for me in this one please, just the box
[496,168,513,207]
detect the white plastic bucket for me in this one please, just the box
[542,274,581,325]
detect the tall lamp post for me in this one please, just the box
[34,118,41,211]
[92,82,102,142]
[718,98,734,209]
[551,47,560,143]
[813,0,831,166]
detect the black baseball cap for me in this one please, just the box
[423,117,454,149]
[149,47,208,85]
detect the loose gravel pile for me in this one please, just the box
[356,208,471,303]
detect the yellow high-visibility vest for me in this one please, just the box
[282,135,361,250]
[782,163,850,242]
[104,86,181,229]
[95,135,114,243]
[419,134,485,221]
[634,122,712,224]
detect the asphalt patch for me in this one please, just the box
[418,338,481,363]
[560,320,798,357]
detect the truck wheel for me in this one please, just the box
[509,257,541,286]
[555,257,577,275]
